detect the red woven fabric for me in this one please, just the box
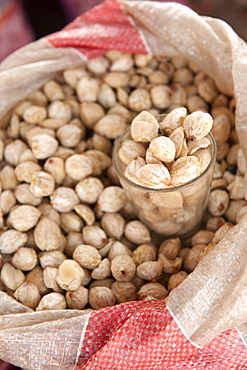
[75,300,247,369]
[46,0,148,59]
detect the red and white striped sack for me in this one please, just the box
[1,1,247,369]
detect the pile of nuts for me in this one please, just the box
[0,51,245,311]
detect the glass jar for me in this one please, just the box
[113,127,216,240]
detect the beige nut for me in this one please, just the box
[169,126,185,158]
[4,139,28,167]
[14,183,42,206]
[36,292,67,311]
[98,83,116,109]
[150,85,172,109]
[66,286,89,309]
[23,105,47,124]
[0,229,28,254]
[136,260,162,282]
[91,133,112,155]
[149,136,176,163]
[130,111,159,143]
[1,263,25,291]
[132,244,156,266]
[93,114,127,140]
[206,216,226,232]
[31,134,58,160]
[63,67,88,88]
[107,241,132,261]
[111,281,137,303]
[57,122,85,148]
[65,154,94,181]
[118,140,146,165]
[124,220,151,245]
[124,157,146,183]
[14,281,41,309]
[14,161,42,183]
[34,216,61,251]
[30,171,55,197]
[26,266,50,296]
[224,200,247,224]
[75,177,104,204]
[97,186,127,213]
[187,137,210,155]
[43,266,63,293]
[158,254,183,274]
[1,165,19,190]
[64,232,84,258]
[89,286,115,310]
[38,203,61,226]
[91,258,111,280]
[187,95,208,114]
[8,205,41,232]
[111,254,136,282]
[0,190,16,215]
[73,244,102,270]
[82,225,107,249]
[135,164,171,188]
[158,238,181,260]
[236,205,247,224]
[183,244,207,272]
[12,247,38,271]
[137,282,168,300]
[44,157,66,185]
[170,156,202,186]
[50,187,80,213]
[56,259,85,290]
[80,102,105,128]
[128,88,152,112]
[211,114,231,146]
[87,55,109,74]
[74,204,95,226]
[159,107,187,135]
[168,270,188,291]
[183,111,213,140]
[145,148,163,165]
[191,230,214,247]
[207,189,229,217]
[43,80,65,101]
[101,212,125,240]
[39,251,67,269]
[76,76,99,102]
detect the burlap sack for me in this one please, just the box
[0,1,247,368]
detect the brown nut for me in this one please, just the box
[158,254,183,274]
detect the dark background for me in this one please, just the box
[22,0,68,39]
[22,0,247,41]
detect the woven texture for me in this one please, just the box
[75,300,247,369]
[47,0,148,58]
[1,1,247,369]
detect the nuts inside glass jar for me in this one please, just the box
[113,108,216,239]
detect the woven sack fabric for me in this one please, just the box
[45,1,247,367]
[0,0,247,369]
[75,300,247,369]
[48,1,247,370]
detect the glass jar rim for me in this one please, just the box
[112,127,217,193]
